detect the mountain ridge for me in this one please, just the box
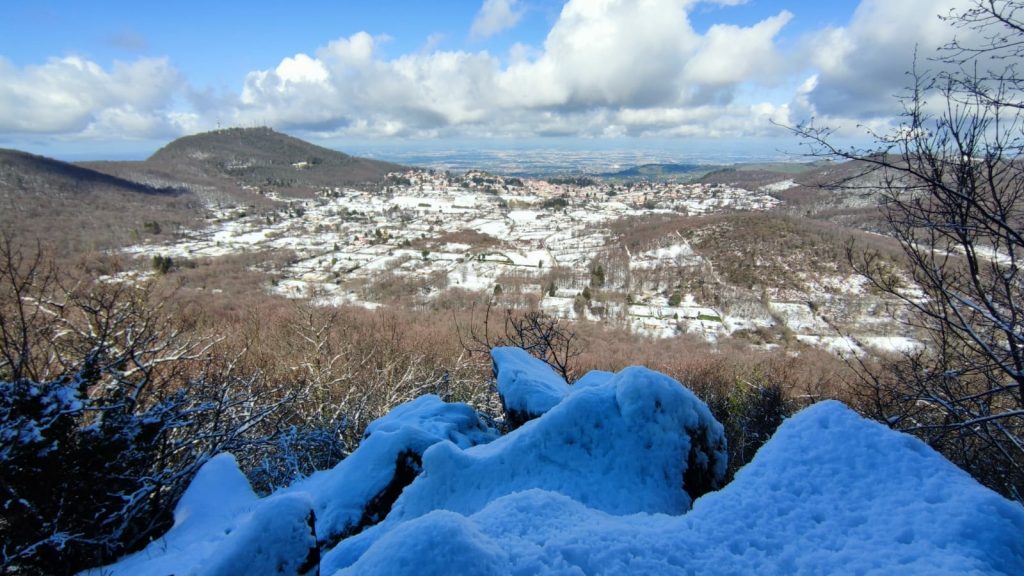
[0,148,183,197]
[0,148,200,253]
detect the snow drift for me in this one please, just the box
[90,351,1024,576]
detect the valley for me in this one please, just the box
[118,155,919,358]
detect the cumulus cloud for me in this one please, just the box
[1,0,980,146]
[236,32,503,136]
[0,55,184,138]
[498,0,703,108]
[802,0,972,121]
[470,0,525,40]
[684,10,793,86]
[232,0,797,140]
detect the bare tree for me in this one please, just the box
[0,236,56,382]
[0,240,300,574]
[792,0,1024,502]
[456,300,582,383]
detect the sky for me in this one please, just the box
[0,0,979,159]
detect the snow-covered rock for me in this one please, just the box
[171,453,258,537]
[398,363,725,518]
[490,346,571,428]
[324,359,727,572]
[200,493,318,576]
[330,401,1024,575]
[88,395,496,576]
[334,510,509,576]
[85,454,317,576]
[281,394,497,546]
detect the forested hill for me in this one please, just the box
[147,127,405,188]
[0,148,199,253]
[0,148,179,197]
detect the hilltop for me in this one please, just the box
[0,129,408,256]
[82,127,406,209]
[148,127,403,190]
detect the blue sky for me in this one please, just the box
[0,0,972,159]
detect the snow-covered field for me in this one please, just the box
[90,350,1024,576]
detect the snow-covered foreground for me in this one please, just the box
[90,349,1024,576]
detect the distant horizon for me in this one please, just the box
[7,128,860,175]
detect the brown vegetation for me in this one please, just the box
[0,149,203,255]
[145,127,404,197]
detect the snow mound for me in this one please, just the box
[361,392,496,448]
[329,401,1024,575]
[490,346,570,428]
[86,454,318,576]
[681,400,1024,574]
[200,493,317,576]
[572,368,614,390]
[172,453,257,532]
[281,394,497,544]
[335,510,509,576]
[397,363,725,518]
[324,360,727,572]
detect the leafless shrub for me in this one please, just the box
[456,300,582,382]
[0,238,303,575]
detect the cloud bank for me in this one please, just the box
[0,0,974,145]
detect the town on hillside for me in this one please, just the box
[123,167,919,357]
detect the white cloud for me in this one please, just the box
[228,0,803,140]
[498,0,702,108]
[684,10,793,86]
[613,102,790,138]
[0,55,183,138]
[470,0,524,40]
[2,0,982,147]
[802,0,973,120]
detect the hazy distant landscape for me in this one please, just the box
[342,141,808,176]
[2,1,1022,575]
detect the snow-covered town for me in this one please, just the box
[123,168,917,356]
